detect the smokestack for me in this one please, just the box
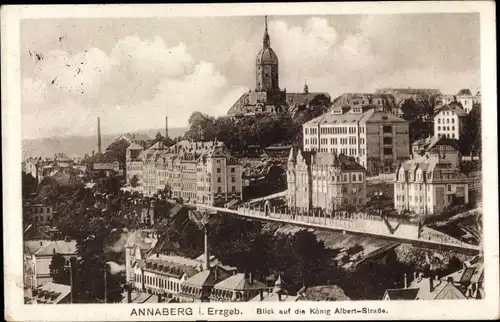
[97,117,102,154]
[203,226,210,270]
[403,273,407,289]
[165,116,169,139]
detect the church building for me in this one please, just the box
[227,16,331,117]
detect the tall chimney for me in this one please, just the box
[203,226,210,270]
[403,273,407,289]
[97,117,102,154]
[165,116,169,139]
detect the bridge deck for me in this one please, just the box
[185,203,480,255]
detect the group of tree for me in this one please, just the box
[22,171,38,199]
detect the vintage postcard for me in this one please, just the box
[2,2,499,321]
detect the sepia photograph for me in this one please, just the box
[2,2,499,321]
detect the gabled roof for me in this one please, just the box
[434,103,467,117]
[32,282,71,304]
[213,273,267,291]
[34,240,77,256]
[383,288,419,300]
[127,143,145,150]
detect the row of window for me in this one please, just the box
[437,133,456,139]
[136,273,180,293]
[437,118,455,124]
[31,207,51,214]
[437,126,455,132]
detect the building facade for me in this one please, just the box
[287,148,367,212]
[26,204,54,226]
[23,239,78,291]
[433,103,467,140]
[134,140,243,206]
[126,143,145,185]
[394,137,469,215]
[302,105,410,175]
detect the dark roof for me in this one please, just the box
[434,103,467,117]
[384,288,419,300]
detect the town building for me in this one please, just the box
[25,204,54,226]
[92,161,122,176]
[126,143,146,185]
[433,103,467,140]
[226,16,330,117]
[23,239,77,291]
[287,148,367,212]
[250,275,298,302]
[382,259,483,301]
[116,133,152,149]
[394,137,469,215]
[331,92,401,116]
[441,256,484,299]
[437,88,481,114]
[302,105,410,175]
[28,282,71,304]
[178,265,238,302]
[208,273,268,302]
[124,230,160,284]
[134,140,243,206]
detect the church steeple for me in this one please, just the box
[263,16,270,48]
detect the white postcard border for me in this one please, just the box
[2,2,498,321]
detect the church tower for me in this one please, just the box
[255,16,279,93]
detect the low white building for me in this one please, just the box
[394,137,469,215]
[23,239,77,291]
[433,103,467,140]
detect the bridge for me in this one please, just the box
[184,203,480,255]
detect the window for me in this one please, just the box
[438,126,441,131]
[230,168,235,173]
[216,168,221,173]
[383,137,392,145]
[358,174,362,181]
[231,176,235,183]
[384,148,393,155]
[452,126,455,131]
[438,119,441,124]
[217,177,221,183]
[217,187,222,193]
[231,186,236,193]
[383,126,392,133]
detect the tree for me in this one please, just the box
[49,253,69,285]
[22,171,38,199]
[459,103,481,156]
[104,139,130,165]
[130,175,139,188]
[457,89,472,96]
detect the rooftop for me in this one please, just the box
[213,273,267,291]
[32,282,71,304]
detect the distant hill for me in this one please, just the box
[22,127,188,159]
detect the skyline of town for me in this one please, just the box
[21,13,480,140]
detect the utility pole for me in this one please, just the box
[65,259,73,304]
[104,268,107,304]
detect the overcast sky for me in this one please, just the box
[21,13,480,140]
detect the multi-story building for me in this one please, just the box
[287,148,367,212]
[433,103,467,140]
[23,239,77,291]
[437,89,481,114]
[26,204,54,226]
[136,140,243,206]
[394,137,469,215]
[302,105,410,175]
[331,92,400,116]
[126,143,145,185]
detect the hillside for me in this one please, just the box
[22,127,187,159]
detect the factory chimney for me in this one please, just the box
[97,117,102,154]
[203,225,210,271]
